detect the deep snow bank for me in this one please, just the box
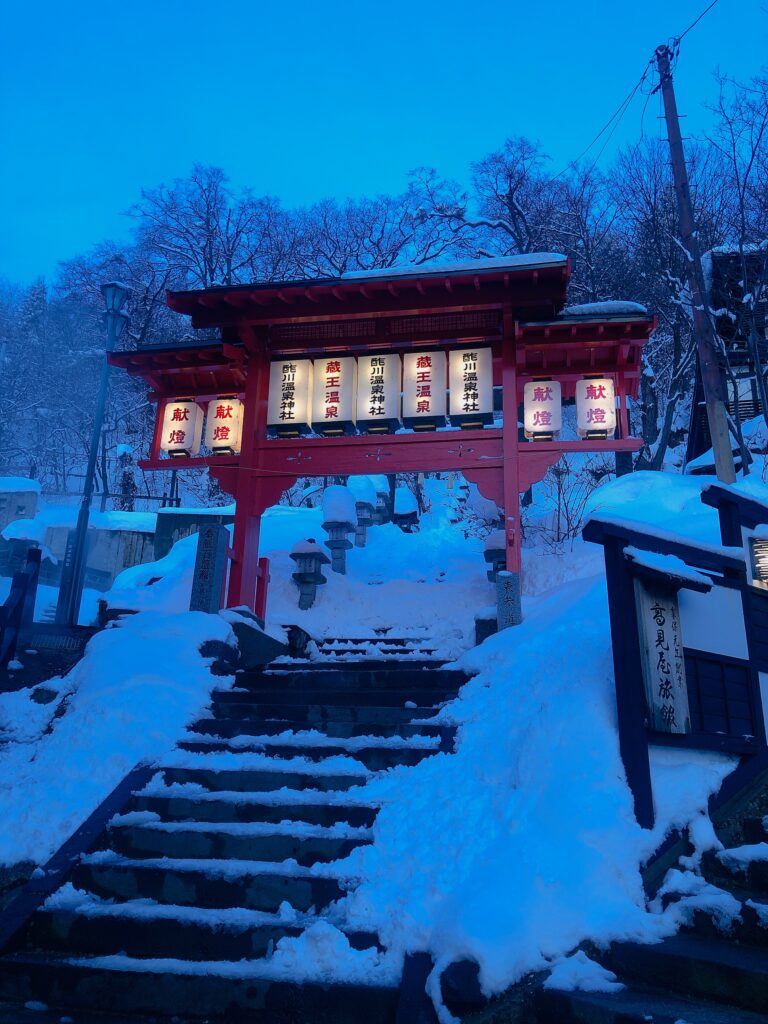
[336,573,735,1001]
[0,611,234,866]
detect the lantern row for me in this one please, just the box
[268,350,494,437]
[157,370,618,457]
[160,398,244,457]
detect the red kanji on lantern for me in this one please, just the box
[168,429,186,444]
[417,400,430,413]
[586,407,606,424]
[326,376,340,387]
[585,384,607,400]
[213,425,230,441]
[325,406,339,418]
[416,371,431,383]
[532,386,553,402]
[416,384,431,398]
[171,407,190,422]
[416,355,432,369]
[215,404,234,419]
[325,360,341,373]
[533,410,552,427]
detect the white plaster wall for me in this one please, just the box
[678,585,748,660]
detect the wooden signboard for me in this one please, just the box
[634,579,690,734]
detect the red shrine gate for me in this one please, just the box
[111,256,654,619]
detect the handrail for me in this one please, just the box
[0,547,41,669]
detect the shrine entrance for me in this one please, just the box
[111,256,653,622]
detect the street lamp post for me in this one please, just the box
[56,282,131,626]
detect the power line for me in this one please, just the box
[675,0,720,44]
[552,63,652,179]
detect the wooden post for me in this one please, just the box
[656,44,736,484]
[501,310,522,624]
[603,538,655,828]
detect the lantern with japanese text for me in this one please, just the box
[356,354,402,433]
[402,351,447,430]
[448,348,493,428]
[160,400,204,457]
[205,397,244,454]
[523,379,562,440]
[312,356,357,435]
[576,377,616,439]
[267,359,313,437]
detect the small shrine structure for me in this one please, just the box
[110,255,655,618]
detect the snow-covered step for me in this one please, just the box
[105,815,373,865]
[156,754,372,794]
[197,712,448,742]
[130,786,379,828]
[0,952,399,1023]
[176,735,444,771]
[218,685,456,707]
[72,852,348,913]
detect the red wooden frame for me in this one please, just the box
[110,260,654,614]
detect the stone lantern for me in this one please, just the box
[347,476,377,547]
[321,485,356,574]
[483,528,506,582]
[289,538,330,610]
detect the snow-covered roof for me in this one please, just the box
[561,300,649,318]
[156,504,236,516]
[2,506,157,542]
[290,538,329,558]
[625,547,712,587]
[342,253,567,282]
[0,476,41,494]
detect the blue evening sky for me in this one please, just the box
[1,0,765,285]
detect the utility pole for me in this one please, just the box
[655,43,736,484]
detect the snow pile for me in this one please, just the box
[102,531,204,615]
[394,486,418,515]
[0,610,234,866]
[321,485,357,525]
[334,571,735,1001]
[341,253,567,280]
[346,476,377,507]
[543,950,624,993]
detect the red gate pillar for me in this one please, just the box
[226,347,269,611]
[501,311,523,625]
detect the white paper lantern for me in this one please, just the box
[312,356,357,434]
[402,351,447,429]
[576,378,616,438]
[523,380,562,438]
[267,359,313,436]
[205,397,244,453]
[448,348,493,427]
[357,354,402,432]
[159,400,204,457]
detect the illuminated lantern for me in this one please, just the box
[357,354,402,433]
[160,400,204,457]
[205,397,244,454]
[448,348,493,428]
[402,351,446,430]
[312,356,357,435]
[576,377,616,439]
[523,379,562,439]
[267,359,313,437]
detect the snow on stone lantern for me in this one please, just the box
[321,485,357,574]
[393,486,419,533]
[368,474,391,524]
[347,476,377,547]
[483,528,506,583]
[289,538,330,610]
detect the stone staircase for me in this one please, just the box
[0,647,467,1022]
[535,803,768,1022]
